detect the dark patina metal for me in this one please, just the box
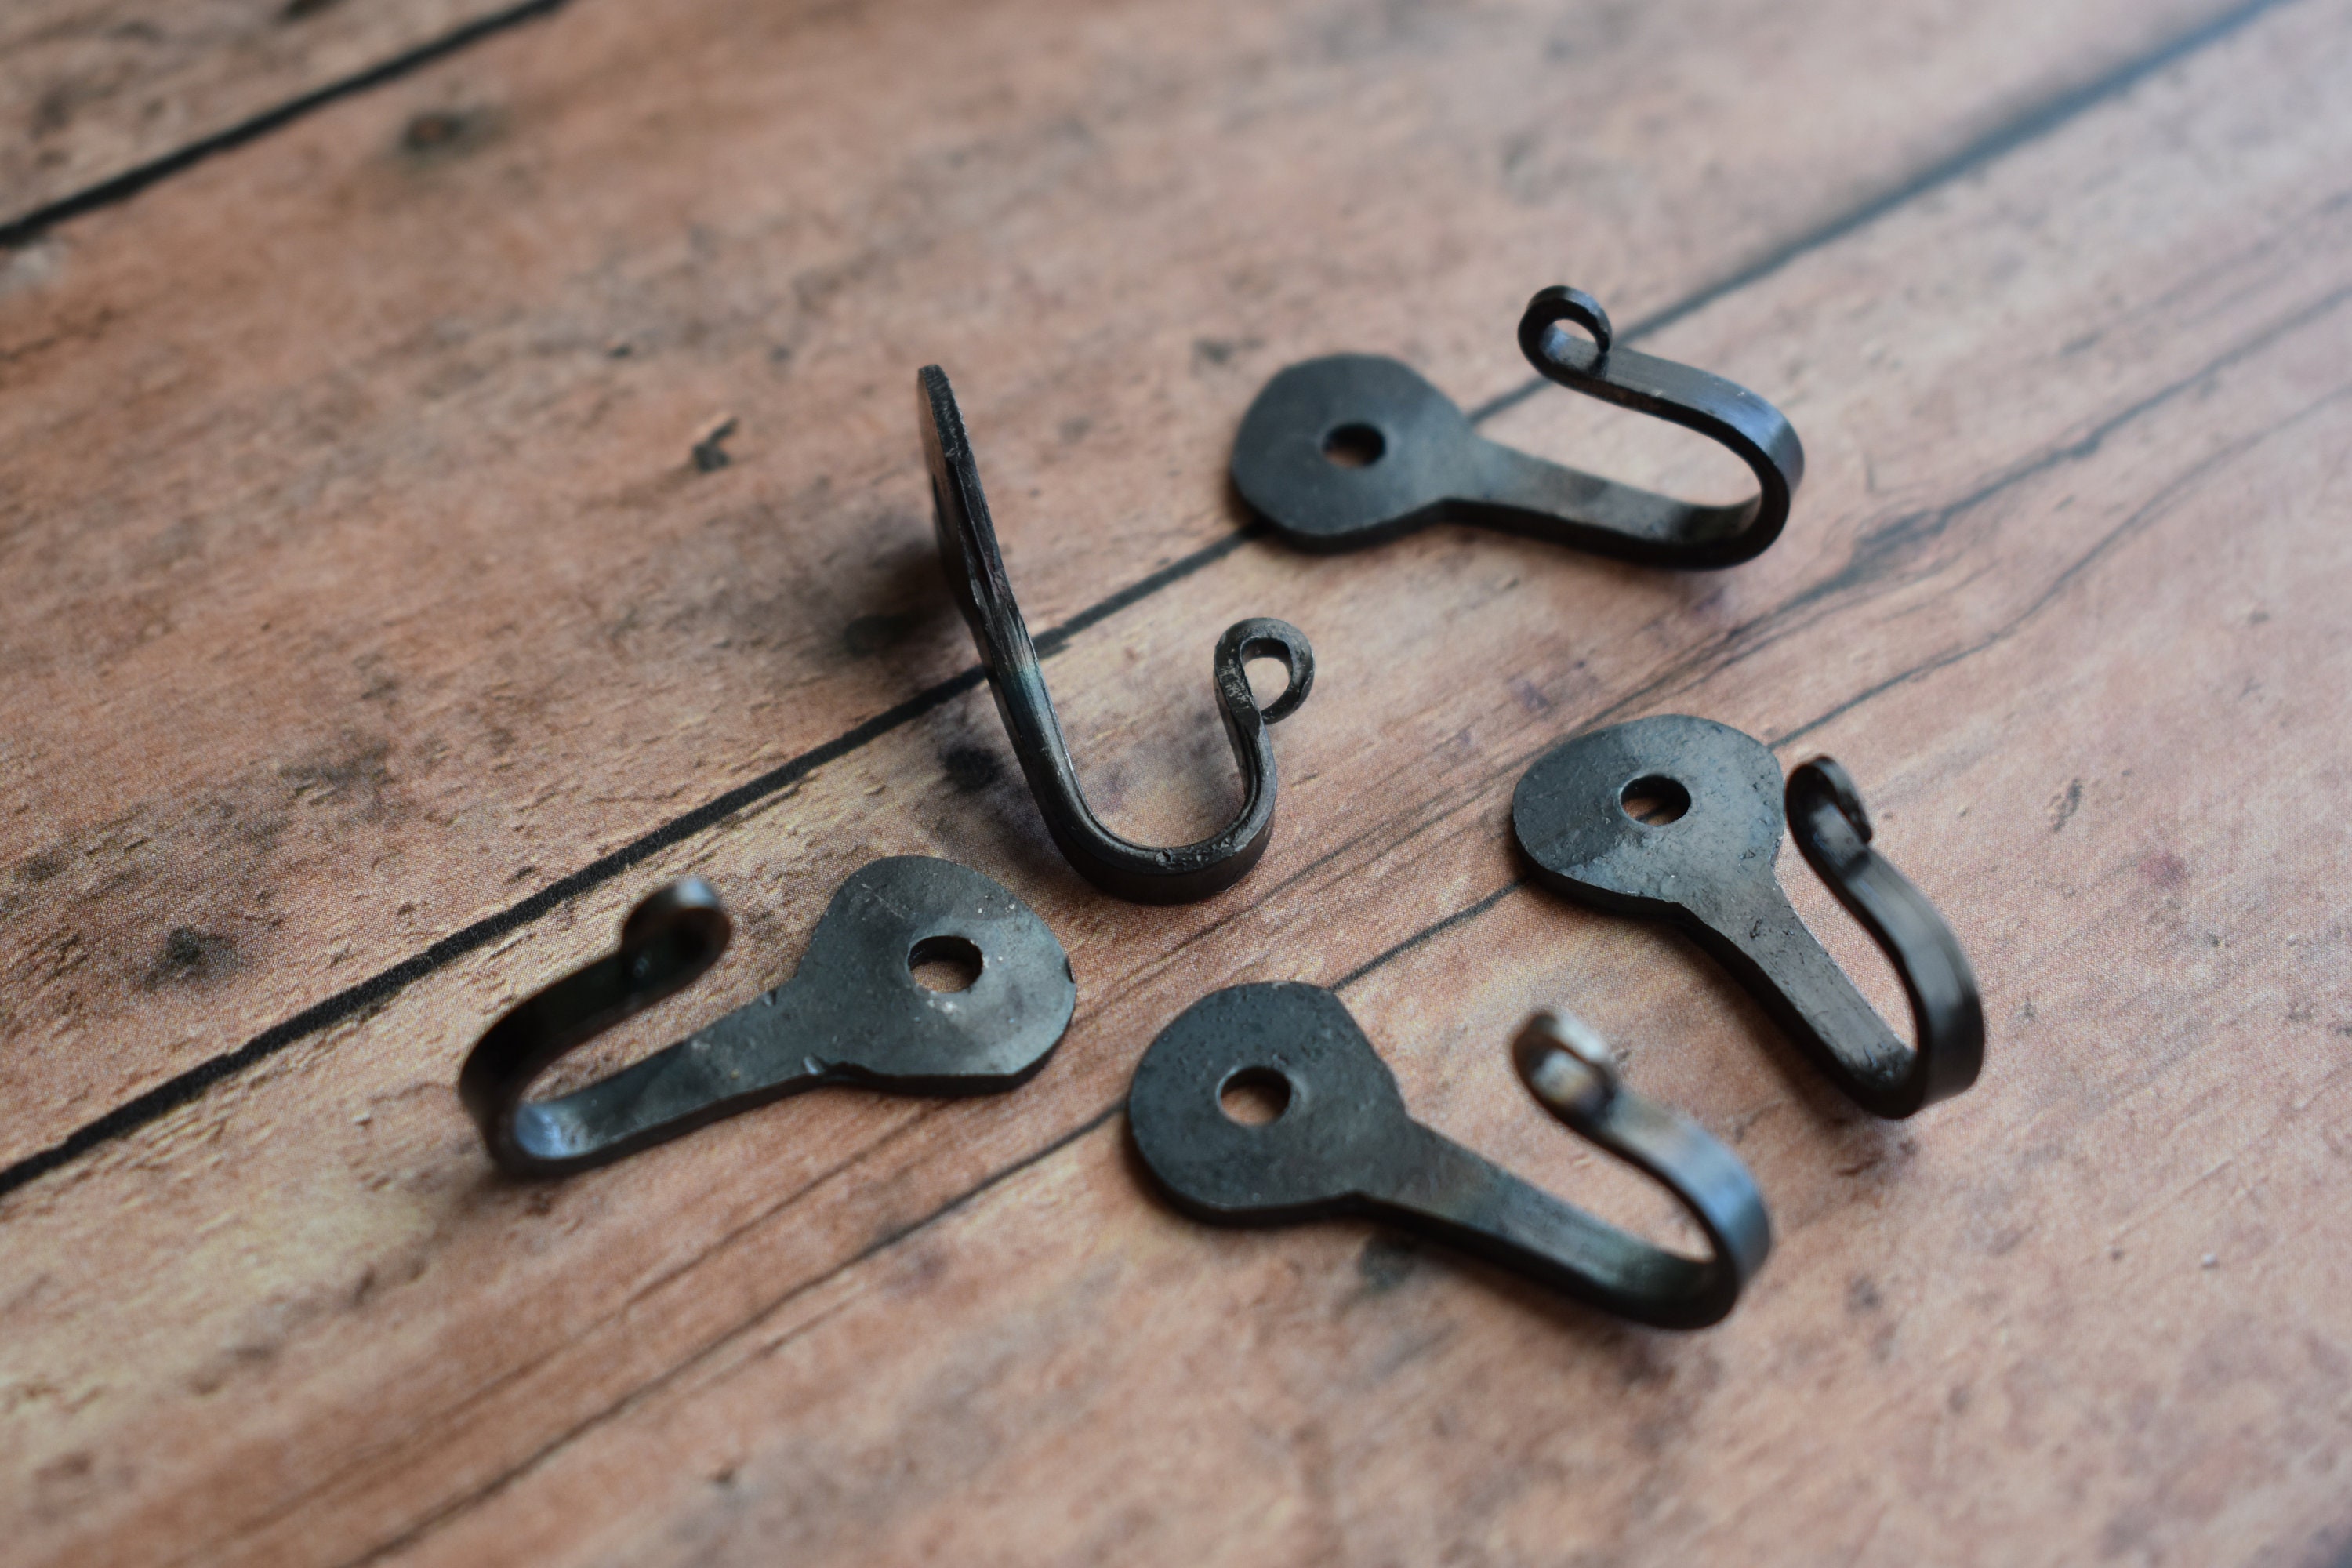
[1127,982,1771,1329]
[1229,285,1804,566]
[921,365,1316,904]
[459,856,1076,1176]
[1512,715,1983,1119]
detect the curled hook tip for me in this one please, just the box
[1794,754,1874,841]
[1513,1009,1620,1116]
[1217,617,1316,724]
[619,878,731,964]
[1525,284,1614,357]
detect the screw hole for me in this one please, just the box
[1218,1066,1292,1126]
[1321,423,1385,468]
[909,934,983,993]
[1620,775,1692,826]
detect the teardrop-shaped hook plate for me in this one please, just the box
[1512,715,1983,1118]
[921,365,1316,904]
[1229,285,1803,566]
[1127,982,1771,1328]
[459,856,1077,1176]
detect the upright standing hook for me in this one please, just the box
[1229,285,1804,566]
[1512,715,1984,1119]
[459,856,1077,1176]
[921,365,1316,904]
[1127,982,1771,1328]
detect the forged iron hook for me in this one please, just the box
[920,365,1316,904]
[1512,716,1984,1119]
[1127,982,1772,1329]
[1229,285,1804,566]
[459,856,1076,1176]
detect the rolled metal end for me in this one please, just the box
[1523,285,1614,356]
[1512,1009,1621,1118]
[1214,617,1316,724]
[1793,754,1872,842]
[618,878,731,982]
[620,877,726,941]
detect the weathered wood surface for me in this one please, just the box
[0,0,550,235]
[0,0,2242,1176]
[5,0,2351,1563]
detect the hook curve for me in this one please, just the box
[921,365,1316,904]
[1784,755,1985,1113]
[1512,715,1984,1119]
[459,856,1077,1176]
[1229,285,1804,565]
[1127,982,1771,1329]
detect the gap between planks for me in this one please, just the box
[0,1,574,249]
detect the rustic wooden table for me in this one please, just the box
[5,0,2348,1562]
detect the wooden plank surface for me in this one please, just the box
[0,0,2235,1176]
[0,0,556,236]
[5,0,2351,1563]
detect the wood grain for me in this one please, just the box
[0,0,554,234]
[6,0,2351,1561]
[0,0,2241,1176]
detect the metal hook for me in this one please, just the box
[1229,285,1804,566]
[920,365,1317,904]
[458,856,1077,1176]
[1512,716,1984,1119]
[1127,982,1772,1328]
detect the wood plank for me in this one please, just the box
[0,0,553,236]
[0,0,2241,1177]
[5,0,2348,1558]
